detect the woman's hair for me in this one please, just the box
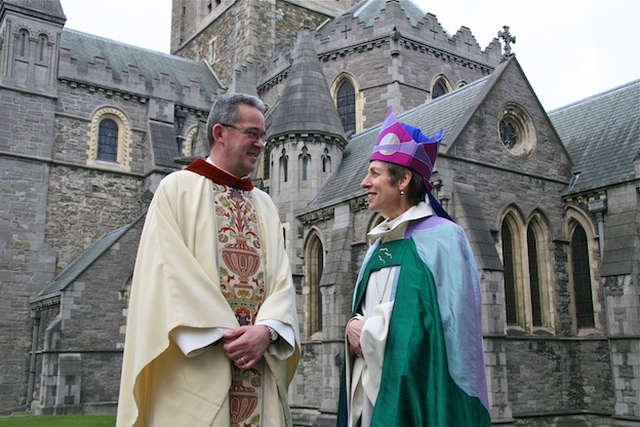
[205,93,265,148]
[385,162,427,206]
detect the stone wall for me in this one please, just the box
[32,218,144,415]
[0,88,58,412]
[506,339,614,415]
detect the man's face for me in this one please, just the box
[216,104,266,177]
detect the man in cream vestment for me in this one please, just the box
[117,93,300,427]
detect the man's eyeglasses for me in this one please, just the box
[220,123,266,142]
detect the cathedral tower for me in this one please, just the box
[169,0,359,91]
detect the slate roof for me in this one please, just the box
[302,73,492,213]
[317,0,426,38]
[267,22,346,139]
[59,29,221,96]
[549,79,640,194]
[149,120,182,169]
[454,182,503,271]
[1,0,66,23]
[30,215,144,307]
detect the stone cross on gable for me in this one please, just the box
[498,25,516,57]
[341,25,352,39]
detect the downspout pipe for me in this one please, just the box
[587,198,607,259]
[27,309,41,406]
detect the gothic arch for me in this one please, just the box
[279,148,289,186]
[303,228,325,339]
[526,211,555,332]
[299,146,311,182]
[365,213,386,243]
[563,207,602,335]
[429,74,453,100]
[183,126,198,157]
[500,208,527,331]
[86,107,133,172]
[322,148,331,174]
[331,72,363,133]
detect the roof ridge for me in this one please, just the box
[549,79,640,114]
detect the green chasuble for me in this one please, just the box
[346,238,491,427]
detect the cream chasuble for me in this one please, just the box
[116,160,300,427]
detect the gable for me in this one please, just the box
[448,58,572,184]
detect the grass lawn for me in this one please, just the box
[0,415,115,426]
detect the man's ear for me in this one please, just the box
[212,123,225,144]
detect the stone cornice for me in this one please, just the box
[258,67,290,94]
[300,207,334,226]
[350,195,368,213]
[259,33,495,93]
[266,132,348,152]
[319,34,494,74]
[59,78,148,104]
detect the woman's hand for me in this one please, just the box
[346,318,364,357]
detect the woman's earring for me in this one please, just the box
[400,189,405,196]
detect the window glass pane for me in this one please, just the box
[19,31,28,57]
[98,119,118,162]
[527,226,542,326]
[502,222,517,325]
[432,81,446,99]
[280,155,288,183]
[302,156,308,180]
[315,241,324,333]
[337,81,355,133]
[572,226,594,328]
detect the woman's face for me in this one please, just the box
[360,160,407,219]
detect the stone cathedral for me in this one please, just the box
[0,0,638,425]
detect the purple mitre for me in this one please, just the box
[370,108,444,191]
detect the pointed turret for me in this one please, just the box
[267,18,346,141]
[264,19,348,281]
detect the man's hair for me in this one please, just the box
[205,93,265,148]
[385,162,427,207]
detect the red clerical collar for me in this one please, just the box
[185,158,254,191]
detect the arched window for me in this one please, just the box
[302,156,308,180]
[502,209,555,333]
[366,213,385,239]
[432,81,446,99]
[502,221,518,325]
[305,232,324,337]
[322,148,331,173]
[18,30,29,58]
[87,107,132,171]
[37,34,48,62]
[280,150,288,183]
[527,225,542,327]
[337,80,356,133]
[571,225,594,328]
[300,147,310,182]
[430,75,452,100]
[97,119,118,162]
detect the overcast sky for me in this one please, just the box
[61,0,639,111]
